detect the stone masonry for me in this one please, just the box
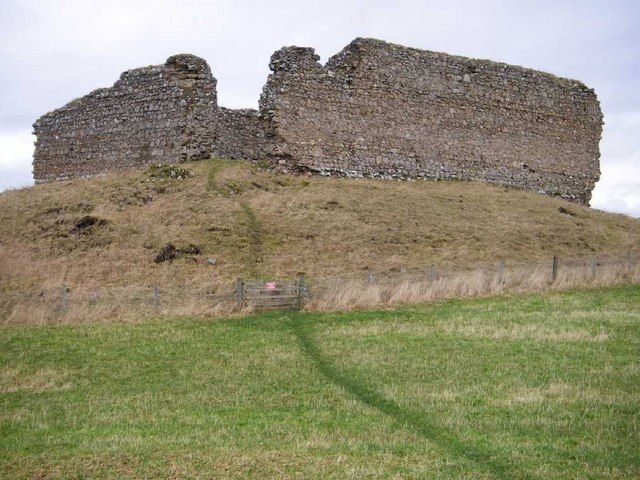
[33,38,603,203]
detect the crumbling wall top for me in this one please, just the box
[268,47,321,72]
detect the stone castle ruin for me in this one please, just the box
[33,38,603,203]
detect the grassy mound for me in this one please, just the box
[1,286,638,478]
[0,159,639,322]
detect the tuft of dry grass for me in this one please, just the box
[0,367,72,393]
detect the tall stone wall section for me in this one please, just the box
[33,55,218,182]
[260,38,602,203]
[33,38,602,204]
[32,55,274,182]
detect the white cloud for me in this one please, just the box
[591,111,640,217]
[592,170,640,218]
[0,130,34,191]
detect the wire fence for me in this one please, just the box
[306,251,639,309]
[2,251,639,324]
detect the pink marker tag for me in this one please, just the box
[265,282,277,291]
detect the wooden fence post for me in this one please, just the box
[297,273,305,310]
[367,268,374,285]
[628,251,633,274]
[236,278,245,308]
[61,284,68,313]
[552,255,558,282]
[591,257,597,278]
[152,285,159,308]
[429,265,437,282]
[497,260,505,285]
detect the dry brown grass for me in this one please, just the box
[308,259,640,312]
[0,366,72,393]
[2,242,637,326]
[1,159,639,323]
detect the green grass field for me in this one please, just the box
[1,286,639,479]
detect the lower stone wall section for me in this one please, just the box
[213,108,277,160]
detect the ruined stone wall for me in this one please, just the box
[33,54,277,182]
[260,38,602,203]
[33,55,219,182]
[33,38,602,203]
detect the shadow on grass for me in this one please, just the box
[289,317,521,479]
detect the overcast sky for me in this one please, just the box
[0,0,638,216]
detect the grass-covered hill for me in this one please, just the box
[1,159,639,322]
[1,286,639,478]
